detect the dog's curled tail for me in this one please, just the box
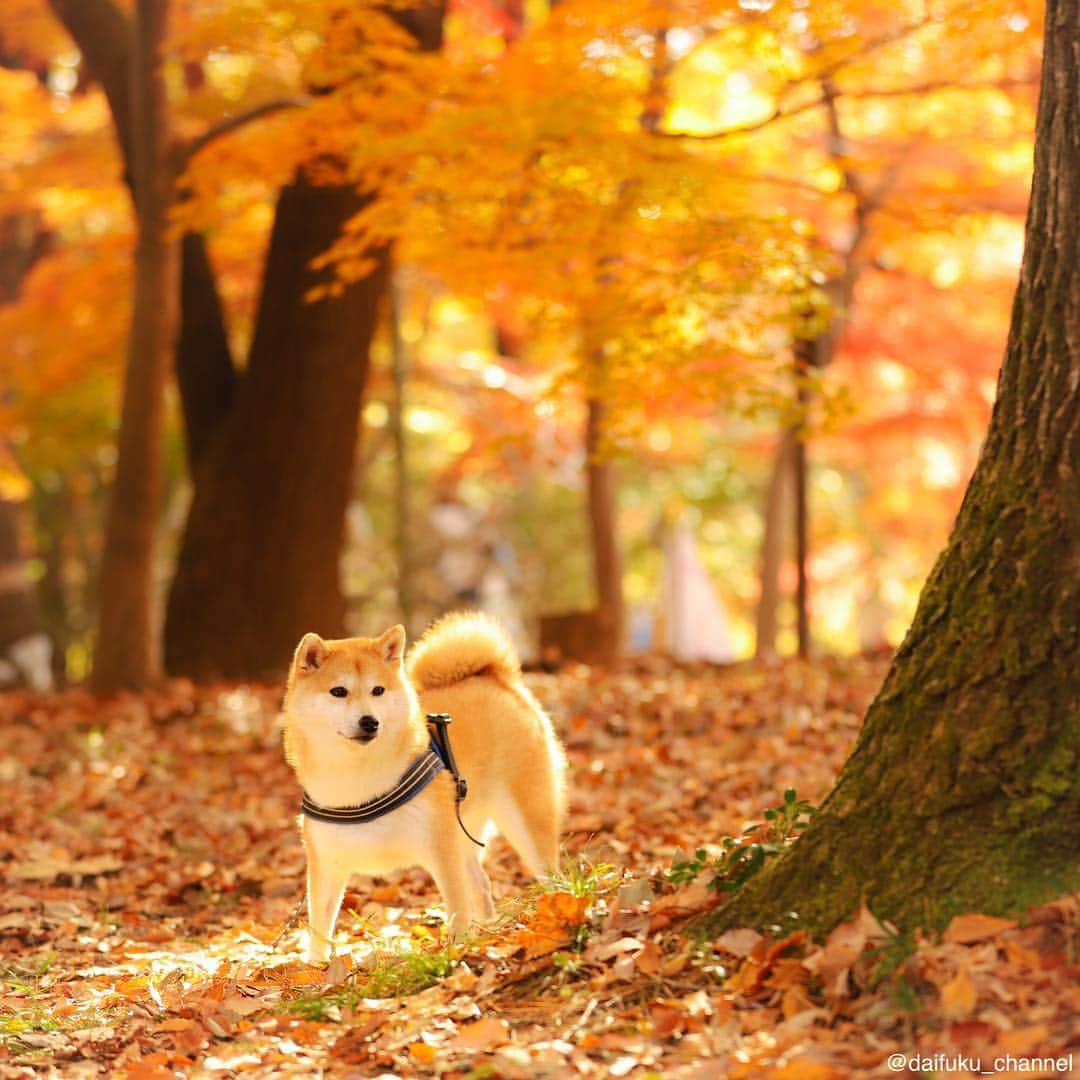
[406,611,522,691]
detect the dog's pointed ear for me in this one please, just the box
[377,624,406,664]
[293,632,329,675]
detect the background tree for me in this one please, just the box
[709,0,1079,935]
[163,3,445,681]
[91,0,178,691]
[0,0,1042,674]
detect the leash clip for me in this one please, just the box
[426,712,484,848]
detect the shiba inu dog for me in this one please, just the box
[282,612,566,964]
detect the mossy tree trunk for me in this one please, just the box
[709,0,1080,936]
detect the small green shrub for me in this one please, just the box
[669,789,816,895]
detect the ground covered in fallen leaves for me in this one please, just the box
[2,658,1078,1078]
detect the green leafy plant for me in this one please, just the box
[669,789,816,895]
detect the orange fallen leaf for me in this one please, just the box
[944,913,1017,944]
[409,1041,438,1064]
[114,977,149,999]
[940,964,978,1021]
[650,1002,686,1039]
[775,1058,843,1080]
[153,1018,194,1033]
[635,939,663,975]
[517,891,590,957]
[997,1024,1050,1055]
[448,1015,510,1052]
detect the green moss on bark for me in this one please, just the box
[704,0,1080,939]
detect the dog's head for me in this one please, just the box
[284,625,416,749]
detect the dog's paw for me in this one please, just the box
[306,934,330,966]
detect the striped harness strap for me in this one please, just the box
[300,714,484,847]
[300,744,443,824]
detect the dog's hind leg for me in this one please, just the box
[429,841,488,938]
[494,788,561,879]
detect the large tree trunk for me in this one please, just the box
[709,0,1080,936]
[92,0,178,692]
[165,4,443,680]
[164,176,390,680]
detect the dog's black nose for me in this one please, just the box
[359,715,379,734]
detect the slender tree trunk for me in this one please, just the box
[389,269,414,634]
[708,0,1080,935]
[585,397,624,665]
[92,0,178,692]
[0,214,55,686]
[164,177,390,679]
[755,431,794,660]
[792,344,813,659]
[0,497,52,689]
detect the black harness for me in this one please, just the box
[300,713,484,846]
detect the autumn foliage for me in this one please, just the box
[3,0,1075,1075]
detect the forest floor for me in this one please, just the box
[2,657,1078,1079]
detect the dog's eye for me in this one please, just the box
[371,685,385,697]
[329,686,348,698]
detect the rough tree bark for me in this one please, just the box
[164,5,445,680]
[709,0,1080,936]
[92,0,178,691]
[164,178,389,679]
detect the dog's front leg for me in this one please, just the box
[429,845,480,940]
[305,842,349,965]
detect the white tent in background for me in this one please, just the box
[661,520,735,663]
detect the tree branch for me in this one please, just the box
[661,75,1037,143]
[176,97,310,170]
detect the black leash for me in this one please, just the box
[426,713,485,848]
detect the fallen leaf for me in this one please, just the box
[715,927,763,958]
[944,913,1018,944]
[409,1041,439,1065]
[448,1015,510,1052]
[941,964,978,1021]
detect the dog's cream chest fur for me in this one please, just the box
[303,797,437,879]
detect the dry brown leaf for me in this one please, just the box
[715,927,763,957]
[635,939,663,975]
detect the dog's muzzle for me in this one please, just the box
[346,715,379,743]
